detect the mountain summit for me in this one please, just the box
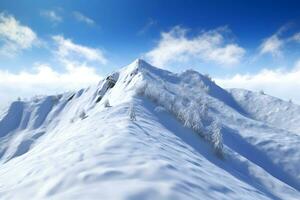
[0,59,300,199]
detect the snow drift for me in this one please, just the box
[0,59,299,199]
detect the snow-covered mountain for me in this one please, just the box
[0,59,299,200]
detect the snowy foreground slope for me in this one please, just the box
[0,59,300,200]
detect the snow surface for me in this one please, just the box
[0,59,299,199]
[229,88,300,133]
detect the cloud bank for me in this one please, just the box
[0,33,106,105]
[0,63,101,105]
[145,26,245,67]
[216,60,300,103]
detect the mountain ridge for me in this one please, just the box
[0,59,299,199]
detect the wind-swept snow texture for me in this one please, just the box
[0,59,299,200]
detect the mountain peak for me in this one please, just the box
[133,58,149,66]
[127,58,153,71]
[1,59,300,199]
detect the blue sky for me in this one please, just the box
[1,0,300,104]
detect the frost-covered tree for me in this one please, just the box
[191,111,204,136]
[129,104,136,121]
[182,103,195,127]
[32,95,40,103]
[79,110,87,120]
[204,74,215,83]
[104,99,111,107]
[204,74,211,80]
[210,120,224,158]
[199,101,208,117]
[137,76,225,157]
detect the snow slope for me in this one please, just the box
[0,59,299,199]
[229,88,300,133]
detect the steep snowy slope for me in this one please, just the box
[229,88,300,133]
[0,59,299,199]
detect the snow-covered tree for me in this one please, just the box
[204,73,211,80]
[79,110,87,120]
[136,78,226,157]
[259,90,265,95]
[204,73,215,83]
[129,104,136,121]
[32,95,40,103]
[104,99,111,107]
[210,120,224,158]
[182,103,196,127]
[191,111,204,136]
[199,101,208,117]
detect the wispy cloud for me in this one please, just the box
[259,24,300,57]
[73,11,95,26]
[0,12,37,57]
[216,60,300,103]
[145,26,245,68]
[40,10,62,23]
[259,35,283,57]
[138,18,157,35]
[52,35,107,64]
[291,32,300,42]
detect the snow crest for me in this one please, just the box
[0,59,299,199]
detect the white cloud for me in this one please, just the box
[291,32,300,42]
[138,18,157,35]
[40,10,62,23]
[0,63,101,105]
[0,35,108,105]
[52,35,107,64]
[145,26,245,67]
[0,12,37,56]
[73,11,95,26]
[259,35,283,57]
[259,24,300,57]
[215,61,300,103]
